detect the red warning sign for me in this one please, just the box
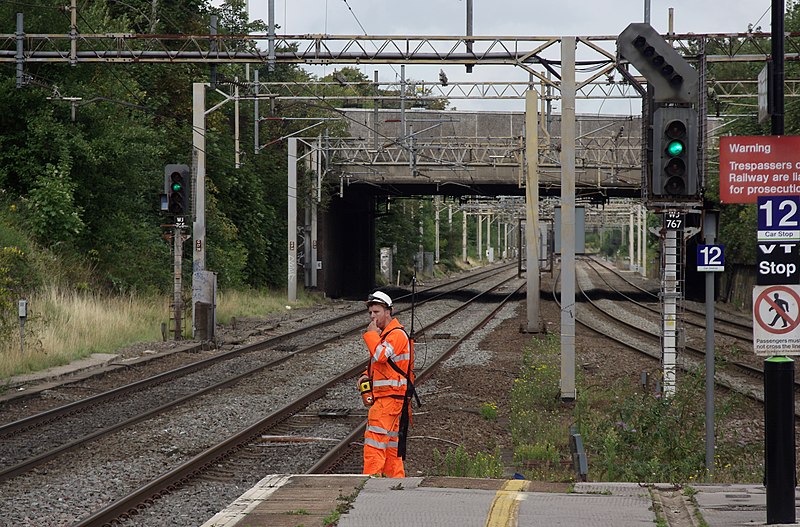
[720,136,800,204]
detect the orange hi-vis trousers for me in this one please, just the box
[363,396,405,478]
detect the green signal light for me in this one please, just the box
[172,183,183,191]
[666,140,684,157]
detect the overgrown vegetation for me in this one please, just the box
[0,284,321,382]
[510,335,762,484]
[0,0,455,298]
[510,335,575,481]
[432,444,505,478]
[322,484,365,527]
[0,1,491,381]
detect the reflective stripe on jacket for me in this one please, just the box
[363,317,412,398]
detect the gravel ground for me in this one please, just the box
[0,261,777,527]
[0,268,523,526]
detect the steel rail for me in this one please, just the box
[71,274,523,527]
[581,257,752,342]
[560,267,791,409]
[587,255,753,331]
[307,281,526,474]
[574,265,761,376]
[0,266,517,481]
[0,261,513,436]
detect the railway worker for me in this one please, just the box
[360,290,414,478]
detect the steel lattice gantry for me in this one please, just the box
[326,108,642,199]
[5,30,800,94]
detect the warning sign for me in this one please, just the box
[753,284,800,355]
[720,136,800,204]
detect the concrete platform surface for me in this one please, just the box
[202,474,800,527]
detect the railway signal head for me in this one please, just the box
[652,107,698,198]
[164,164,191,216]
[617,23,698,103]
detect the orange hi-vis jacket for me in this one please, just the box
[362,317,413,399]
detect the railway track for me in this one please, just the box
[307,280,525,475]
[584,256,752,337]
[0,264,524,527]
[0,262,515,481]
[555,261,783,409]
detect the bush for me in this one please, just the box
[578,366,759,483]
[479,401,499,420]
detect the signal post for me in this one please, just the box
[617,23,701,397]
[162,165,191,340]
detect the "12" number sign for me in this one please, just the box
[697,244,724,272]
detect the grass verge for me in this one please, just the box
[0,286,323,381]
[509,334,763,484]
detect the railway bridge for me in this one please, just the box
[304,108,643,297]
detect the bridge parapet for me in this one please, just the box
[326,108,642,198]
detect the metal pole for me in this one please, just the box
[435,195,441,263]
[668,7,674,34]
[304,143,312,288]
[462,211,468,262]
[765,3,792,522]
[560,36,577,401]
[504,222,508,259]
[400,65,406,141]
[19,317,24,356]
[253,69,260,154]
[629,210,635,271]
[477,214,483,261]
[268,0,276,71]
[642,206,647,278]
[487,213,492,261]
[234,78,240,168]
[638,204,644,276]
[311,138,319,287]
[322,128,329,203]
[173,225,183,339]
[15,13,23,88]
[496,214,501,259]
[417,201,424,273]
[704,212,716,474]
[288,138,298,301]
[663,228,678,396]
[191,83,207,337]
[374,70,379,152]
[644,0,651,24]
[209,15,218,87]
[69,0,77,66]
[526,88,540,331]
[465,0,473,73]
[244,0,250,81]
[773,0,785,136]
[765,357,796,524]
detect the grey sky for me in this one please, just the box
[244,1,773,114]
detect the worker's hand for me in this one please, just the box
[367,320,379,333]
[359,373,370,385]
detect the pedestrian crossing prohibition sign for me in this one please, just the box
[753,284,800,355]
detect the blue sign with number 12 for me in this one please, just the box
[697,244,724,272]
[758,196,800,241]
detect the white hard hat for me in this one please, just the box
[366,291,393,308]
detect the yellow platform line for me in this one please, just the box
[484,479,529,527]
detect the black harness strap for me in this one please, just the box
[384,327,421,405]
[382,327,420,459]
